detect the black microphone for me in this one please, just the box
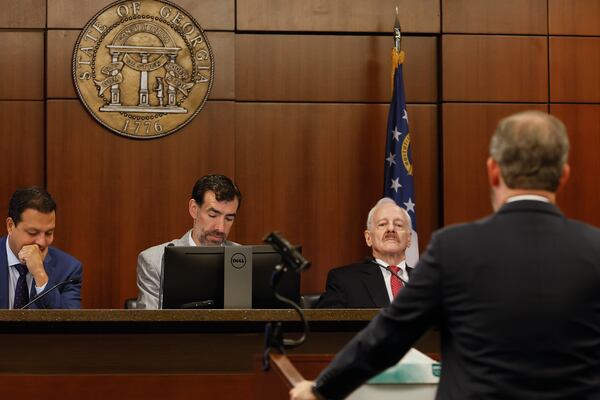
[20,278,81,309]
[263,231,310,272]
[365,257,408,285]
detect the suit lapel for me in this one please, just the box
[0,236,9,308]
[360,263,390,308]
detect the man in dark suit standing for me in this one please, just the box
[291,111,600,400]
[0,187,82,309]
[316,198,414,308]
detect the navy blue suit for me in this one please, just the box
[0,236,82,309]
[314,201,600,400]
[316,258,414,308]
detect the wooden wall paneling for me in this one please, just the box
[0,32,44,100]
[0,101,45,220]
[236,35,437,103]
[442,35,548,102]
[237,0,440,33]
[549,0,600,35]
[234,103,438,294]
[551,105,600,228]
[46,100,236,308]
[0,375,253,400]
[550,37,600,103]
[443,103,548,225]
[46,30,78,99]
[47,30,235,100]
[411,105,439,256]
[206,32,235,100]
[442,0,547,34]
[47,0,234,30]
[0,0,46,28]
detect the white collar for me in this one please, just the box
[187,231,196,246]
[375,258,407,270]
[506,194,550,203]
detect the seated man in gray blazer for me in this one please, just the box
[136,174,242,309]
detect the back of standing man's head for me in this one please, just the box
[191,174,242,208]
[8,187,56,225]
[490,111,569,192]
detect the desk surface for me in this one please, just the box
[0,308,379,322]
[0,309,439,374]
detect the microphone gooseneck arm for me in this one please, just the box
[20,278,80,309]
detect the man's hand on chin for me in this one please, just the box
[18,244,49,287]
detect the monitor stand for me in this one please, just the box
[224,246,252,308]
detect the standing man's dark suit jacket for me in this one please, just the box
[314,200,600,400]
[0,236,82,309]
[315,259,414,308]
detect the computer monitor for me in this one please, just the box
[160,245,301,309]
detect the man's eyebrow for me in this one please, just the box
[208,207,237,217]
[207,207,223,215]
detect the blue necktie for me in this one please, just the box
[13,264,30,309]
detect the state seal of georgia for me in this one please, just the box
[72,0,213,139]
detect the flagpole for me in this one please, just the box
[394,6,402,53]
[384,6,419,266]
[391,7,405,90]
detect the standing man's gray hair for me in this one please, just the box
[489,111,569,192]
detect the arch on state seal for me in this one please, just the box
[98,20,190,113]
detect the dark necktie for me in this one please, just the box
[13,264,30,309]
[389,265,404,298]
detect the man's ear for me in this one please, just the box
[558,163,570,191]
[487,157,501,188]
[6,217,14,235]
[364,230,372,248]
[188,199,198,219]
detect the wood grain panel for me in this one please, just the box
[47,30,235,100]
[0,0,45,28]
[0,32,44,100]
[551,105,600,228]
[236,35,437,103]
[550,37,600,103]
[237,0,440,33]
[235,103,438,294]
[0,375,252,400]
[443,103,548,225]
[46,100,235,309]
[0,101,45,220]
[442,0,547,34]
[48,0,234,30]
[443,35,548,102]
[549,0,600,35]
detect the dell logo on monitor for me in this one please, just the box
[230,253,247,269]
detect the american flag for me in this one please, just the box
[383,49,419,266]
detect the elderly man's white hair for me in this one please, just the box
[365,197,412,231]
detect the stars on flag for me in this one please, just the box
[386,152,396,166]
[404,198,416,214]
[390,177,402,192]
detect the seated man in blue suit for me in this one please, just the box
[1,187,82,309]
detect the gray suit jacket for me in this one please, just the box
[135,230,237,309]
